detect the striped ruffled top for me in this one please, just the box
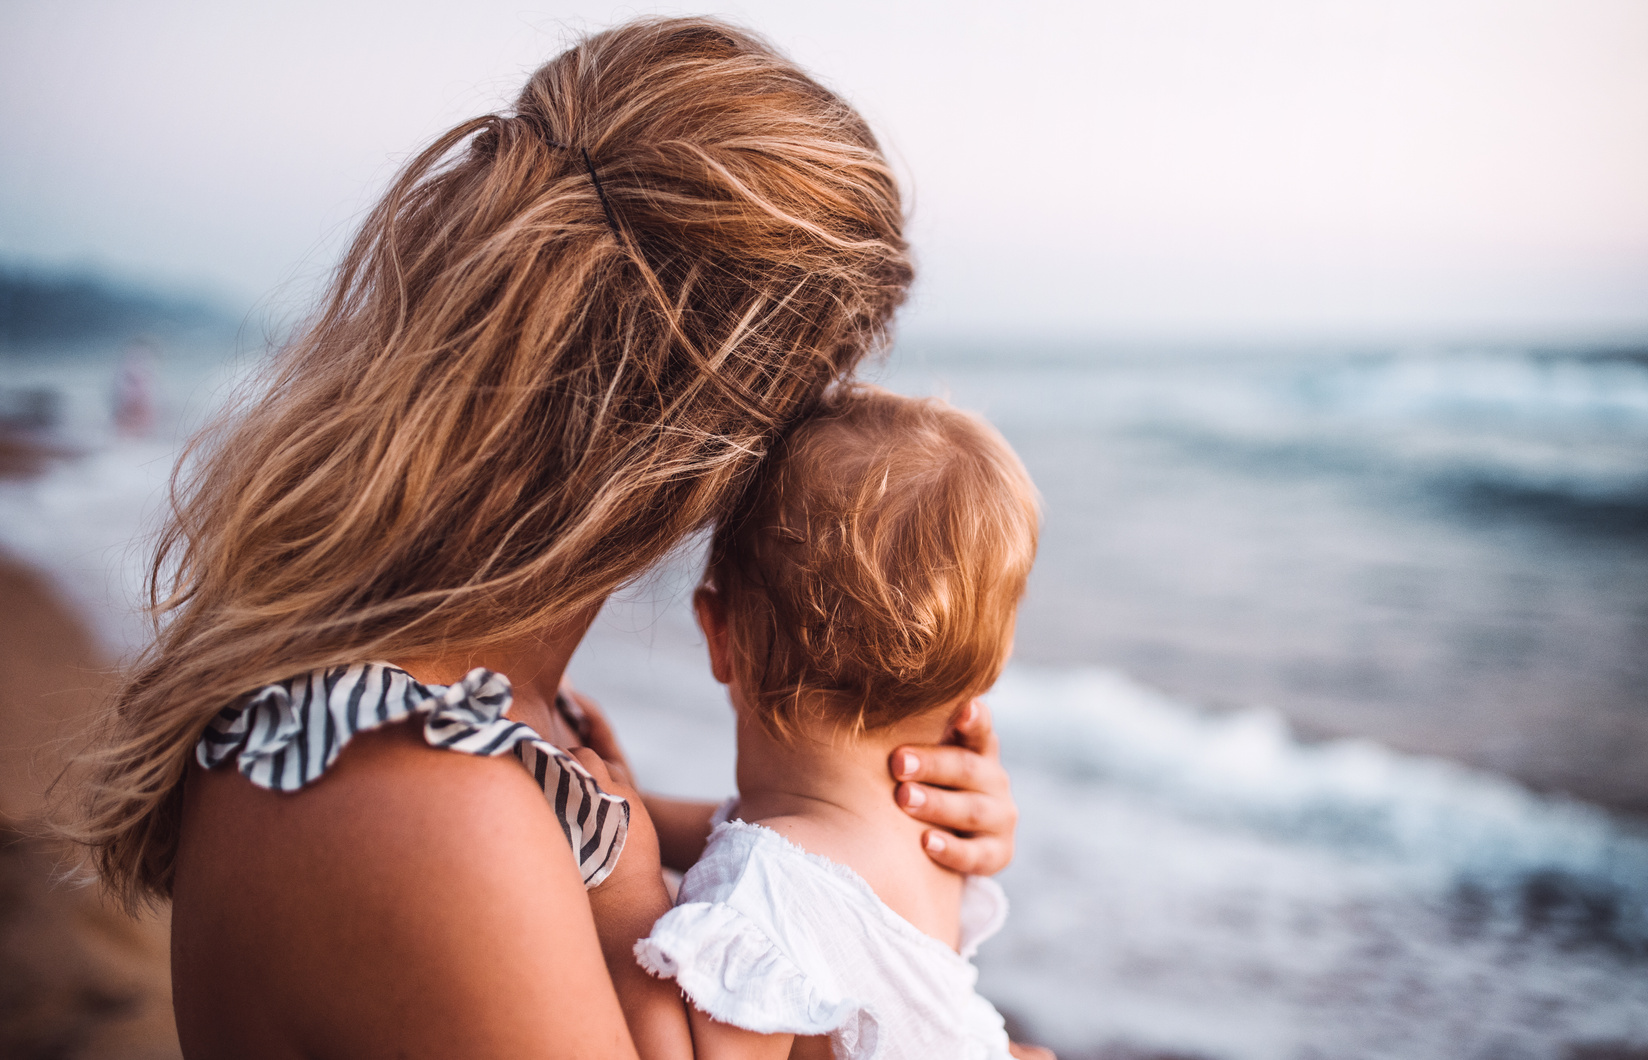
[195,662,628,887]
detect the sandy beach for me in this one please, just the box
[0,500,179,1058]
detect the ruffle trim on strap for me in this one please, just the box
[635,902,859,1037]
[959,876,1009,961]
[196,662,628,887]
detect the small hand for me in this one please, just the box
[1008,1041,1056,1060]
[560,681,637,790]
[889,698,1018,876]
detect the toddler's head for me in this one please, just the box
[699,385,1038,737]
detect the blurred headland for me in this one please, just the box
[0,266,239,353]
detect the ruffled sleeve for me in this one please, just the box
[196,664,525,789]
[958,875,1009,960]
[195,662,627,887]
[635,902,857,1036]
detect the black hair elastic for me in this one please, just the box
[580,147,623,240]
[513,113,622,240]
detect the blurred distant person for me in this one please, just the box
[112,340,156,437]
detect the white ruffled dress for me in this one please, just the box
[635,808,1013,1060]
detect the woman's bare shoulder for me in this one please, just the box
[171,720,637,1060]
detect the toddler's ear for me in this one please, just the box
[942,697,982,744]
[693,586,733,685]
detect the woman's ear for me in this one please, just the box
[692,586,733,685]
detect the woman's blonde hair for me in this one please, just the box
[707,385,1038,737]
[71,17,911,906]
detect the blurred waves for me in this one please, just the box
[3,273,1647,1058]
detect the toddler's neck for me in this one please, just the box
[730,701,966,950]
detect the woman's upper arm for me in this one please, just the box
[172,721,640,1060]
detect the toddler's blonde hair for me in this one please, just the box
[708,385,1038,736]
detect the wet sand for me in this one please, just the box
[0,549,179,1059]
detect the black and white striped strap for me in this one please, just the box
[196,662,628,887]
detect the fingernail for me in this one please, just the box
[924,832,946,853]
[899,752,920,778]
[903,785,926,808]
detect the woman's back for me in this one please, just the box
[173,723,617,1059]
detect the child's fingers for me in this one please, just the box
[569,746,612,784]
[561,686,637,788]
[569,745,637,800]
[918,828,1014,877]
[578,703,626,766]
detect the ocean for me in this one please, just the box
[2,335,1645,1058]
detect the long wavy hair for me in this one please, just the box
[68,16,911,908]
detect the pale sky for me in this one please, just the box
[2,0,1645,340]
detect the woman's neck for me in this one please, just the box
[392,603,601,740]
